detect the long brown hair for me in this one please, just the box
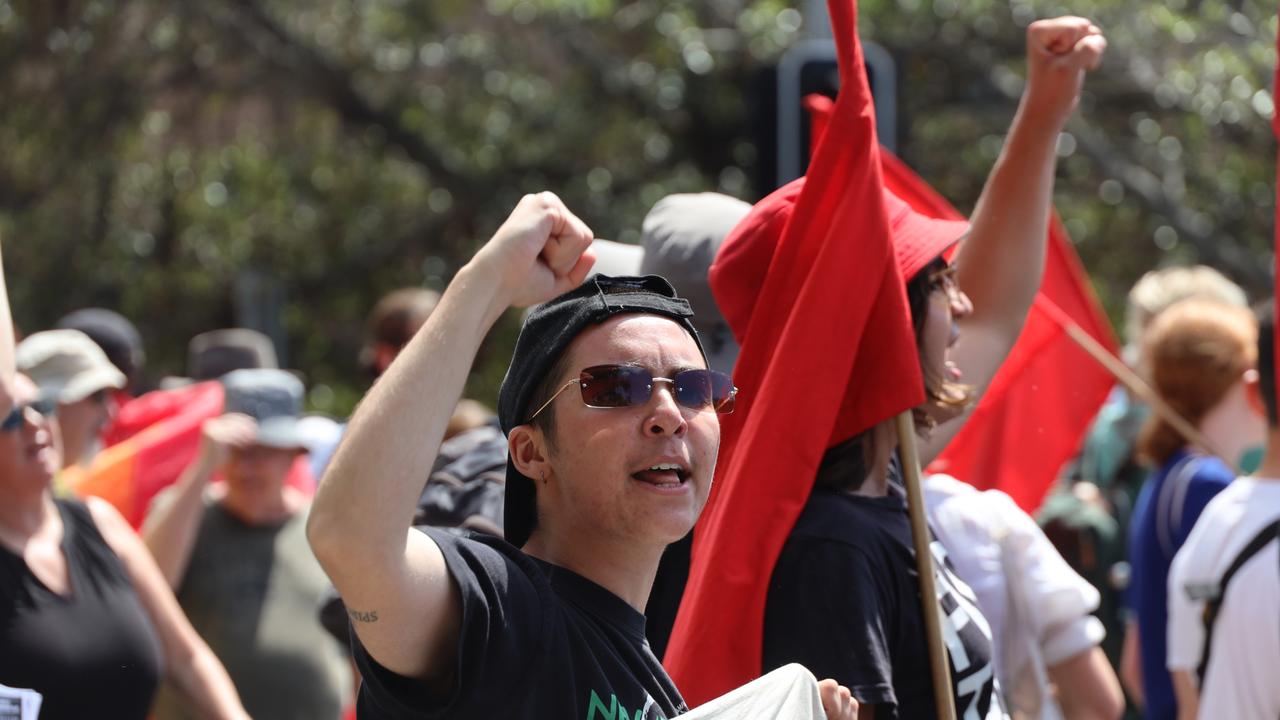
[905,258,974,428]
[1136,300,1257,466]
[816,258,973,492]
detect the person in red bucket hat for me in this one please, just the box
[664,7,1107,719]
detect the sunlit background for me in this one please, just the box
[0,0,1275,415]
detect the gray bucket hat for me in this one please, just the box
[640,192,751,377]
[221,368,307,450]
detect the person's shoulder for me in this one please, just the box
[925,476,1010,548]
[83,495,130,537]
[781,504,891,583]
[927,474,1022,523]
[416,525,547,585]
[1219,475,1280,504]
[1194,478,1253,522]
[1187,454,1236,487]
[923,473,976,504]
[1176,479,1276,573]
[789,490,896,551]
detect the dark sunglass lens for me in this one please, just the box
[1,406,23,431]
[673,370,716,409]
[580,366,649,408]
[31,399,56,417]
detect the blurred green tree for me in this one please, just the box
[0,0,1274,414]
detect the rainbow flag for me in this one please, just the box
[64,382,226,527]
[65,382,317,528]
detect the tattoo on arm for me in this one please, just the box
[348,608,379,623]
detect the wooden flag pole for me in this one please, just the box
[895,410,958,720]
[1057,318,1242,475]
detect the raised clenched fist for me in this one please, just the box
[196,412,258,472]
[469,191,597,311]
[1023,16,1107,130]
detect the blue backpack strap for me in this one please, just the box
[1156,454,1201,558]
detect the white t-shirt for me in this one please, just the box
[926,474,1105,718]
[1167,477,1280,720]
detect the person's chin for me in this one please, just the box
[644,504,699,544]
[27,463,56,488]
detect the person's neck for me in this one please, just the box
[219,484,298,526]
[850,420,898,498]
[1197,384,1264,471]
[0,485,58,546]
[522,529,663,612]
[1251,429,1280,480]
[59,437,88,470]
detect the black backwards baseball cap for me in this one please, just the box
[497,274,708,548]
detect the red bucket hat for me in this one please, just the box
[713,177,970,346]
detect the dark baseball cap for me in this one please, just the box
[55,308,145,387]
[497,274,707,548]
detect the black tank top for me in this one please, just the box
[0,498,162,719]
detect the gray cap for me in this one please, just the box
[189,328,278,381]
[221,368,306,450]
[588,239,643,278]
[640,192,751,376]
[17,329,127,403]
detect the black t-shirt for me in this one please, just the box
[763,485,1007,720]
[352,527,688,719]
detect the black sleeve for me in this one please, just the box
[350,528,548,719]
[763,538,898,708]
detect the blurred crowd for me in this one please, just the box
[2,4,1279,720]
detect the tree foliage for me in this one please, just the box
[0,0,1274,414]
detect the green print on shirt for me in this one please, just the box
[585,689,665,720]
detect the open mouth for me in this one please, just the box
[632,462,691,489]
[26,442,54,464]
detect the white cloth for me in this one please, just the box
[925,474,1105,719]
[680,664,827,720]
[1167,477,1280,720]
[0,683,42,720]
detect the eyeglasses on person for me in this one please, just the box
[927,264,961,299]
[1,398,57,432]
[527,364,737,422]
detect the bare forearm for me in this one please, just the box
[309,261,506,572]
[307,192,594,680]
[1050,647,1124,720]
[1119,621,1145,708]
[954,100,1059,338]
[0,242,14,396]
[168,647,249,720]
[1171,670,1199,720]
[955,16,1105,343]
[142,464,214,589]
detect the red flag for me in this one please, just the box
[806,95,1120,512]
[663,0,924,705]
[880,153,1118,511]
[925,217,1119,511]
[103,384,219,446]
[66,382,226,526]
